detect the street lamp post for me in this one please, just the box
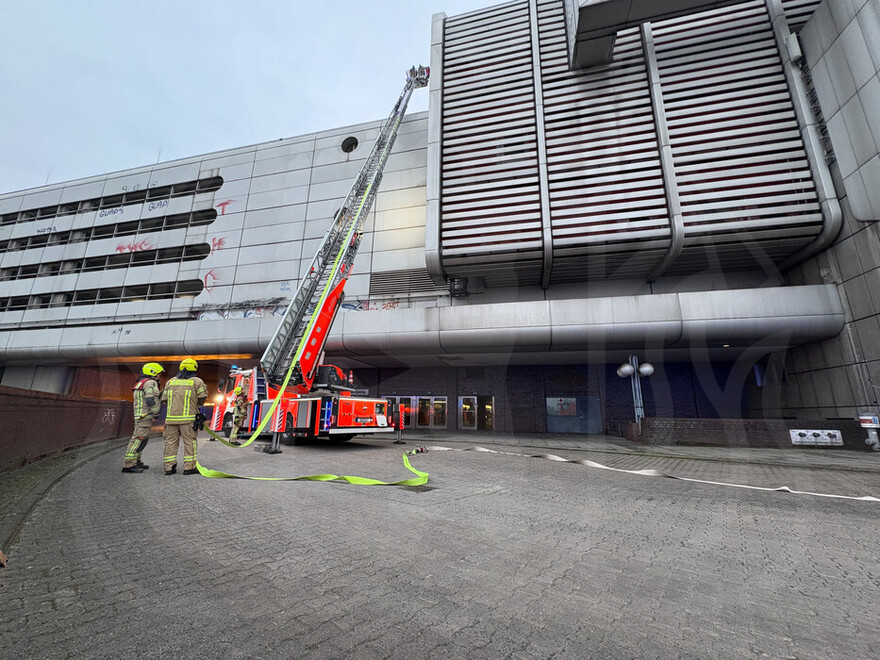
[616,355,654,426]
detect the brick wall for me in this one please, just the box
[364,363,824,437]
[0,385,133,471]
[640,417,869,450]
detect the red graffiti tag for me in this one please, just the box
[116,239,153,253]
[203,269,219,294]
[216,200,234,215]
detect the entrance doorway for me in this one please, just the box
[385,395,447,429]
[458,395,495,431]
[417,396,447,428]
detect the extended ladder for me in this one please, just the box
[260,65,429,390]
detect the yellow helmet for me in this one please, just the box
[142,362,164,377]
[179,357,198,372]
[234,386,243,395]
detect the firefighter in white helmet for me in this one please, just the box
[229,385,249,446]
[161,357,208,475]
[122,362,164,473]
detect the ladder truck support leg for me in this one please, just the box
[257,431,284,454]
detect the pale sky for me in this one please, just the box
[0,0,499,195]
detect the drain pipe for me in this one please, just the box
[765,0,843,271]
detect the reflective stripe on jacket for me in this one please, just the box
[133,376,161,420]
[162,377,208,424]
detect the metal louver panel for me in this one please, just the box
[435,0,825,287]
[368,269,449,298]
[440,1,543,285]
[538,0,670,284]
[780,0,822,32]
[652,0,822,276]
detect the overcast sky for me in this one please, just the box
[0,0,499,196]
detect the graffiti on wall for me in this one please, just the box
[197,305,286,320]
[203,269,220,294]
[341,299,400,312]
[195,296,402,321]
[116,239,153,253]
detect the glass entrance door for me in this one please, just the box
[417,396,447,429]
[432,398,447,427]
[459,396,477,430]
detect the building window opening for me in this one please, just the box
[0,279,206,314]
[147,185,172,199]
[0,209,219,256]
[1,175,224,230]
[100,194,124,208]
[123,190,148,204]
[341,136,359,153]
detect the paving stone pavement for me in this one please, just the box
[1,432,879,659]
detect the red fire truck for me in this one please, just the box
[209,66,428,451]
[211,364,392,445]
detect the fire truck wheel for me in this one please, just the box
[280,414,296,446]
[222,414,233,438]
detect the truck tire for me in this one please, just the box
[280,414,296,446]
[222,414,233,438]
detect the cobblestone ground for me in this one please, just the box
[1,436,879,659]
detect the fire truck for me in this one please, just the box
[212,364,391,446]
[209,66,429,451]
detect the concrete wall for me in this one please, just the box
[0,365,73,394]
[801,0,880,220]
[770,0,880,422]
[0,112,431,362]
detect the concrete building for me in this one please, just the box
[1,0,878,438]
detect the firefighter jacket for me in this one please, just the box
[161,375,208,424]
[232,392,249,422]
[133,376,161,421]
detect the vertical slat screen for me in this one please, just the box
[538,0,669,283]
[440,1,543,286]
[436,0,825,285]
[653,0,822,275]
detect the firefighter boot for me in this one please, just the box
[183,468,199,475]
[165,465,177,476]
[137,461,149,470]
[121,466,143,473]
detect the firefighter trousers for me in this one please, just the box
[231,414,246,440]
[124,417,155,468]
[163,423,197,472]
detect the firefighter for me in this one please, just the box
[229,385,249,446]
[161,357,208,475]
[122,362,164,473]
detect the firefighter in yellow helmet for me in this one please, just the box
[122,362,164,473]
[229,385,249,446]
[160,357,208,475]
